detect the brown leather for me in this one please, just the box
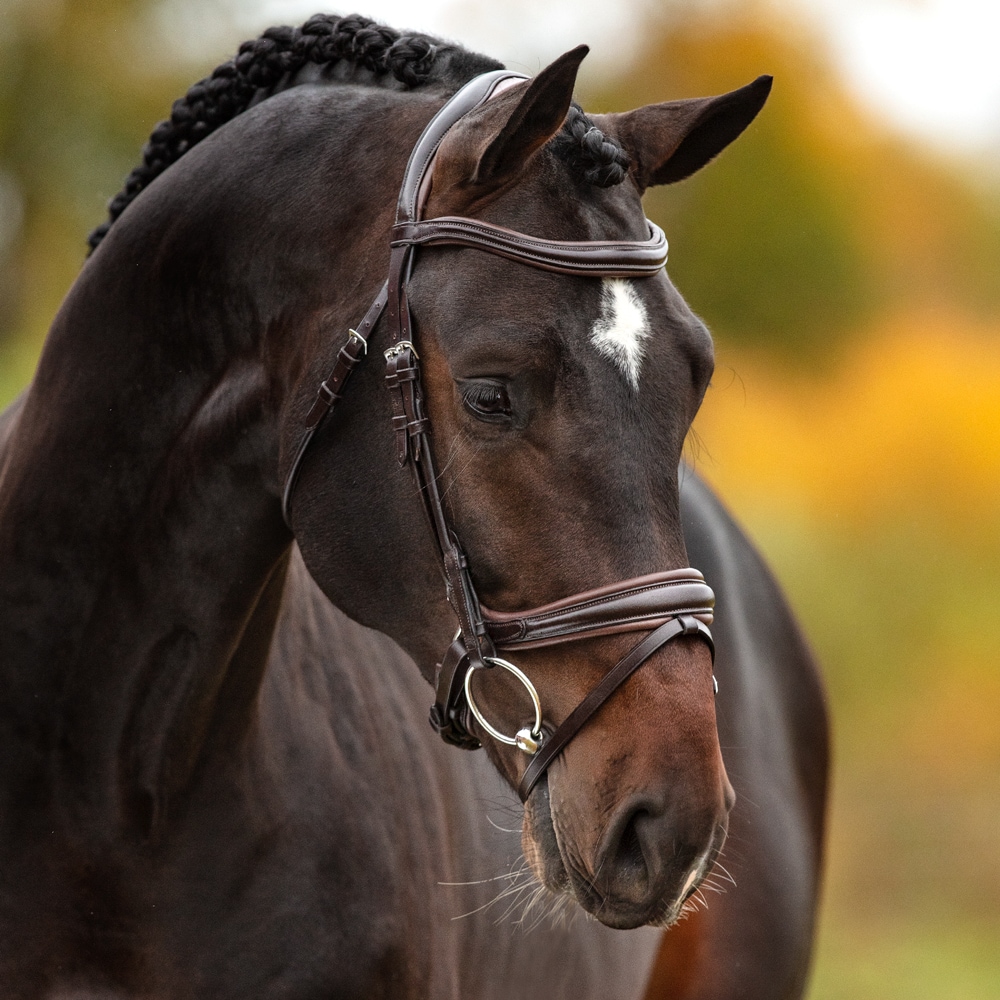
[432,570,716,755]
[281,281,390,522]
[396,71,527,224]
[304,281,390,428]
[281,67,716,797]
[517,615,713,801]
[385,344,427,465]
[430,635,483,750]
[482,569,713,649]
[391,218,667,276]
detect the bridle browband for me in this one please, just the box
[282,70,716,802]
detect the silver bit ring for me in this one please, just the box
[464,657,544,754]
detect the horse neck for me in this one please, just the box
[0,241,299,835]
[0,198,310,842]
[0,82,432,841]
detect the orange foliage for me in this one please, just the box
[691,314,1000,542]
[592,6,1000,357]
[901,644,1000,780]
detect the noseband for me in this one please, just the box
[282,70,716,802]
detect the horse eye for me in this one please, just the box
[460,380,512,422]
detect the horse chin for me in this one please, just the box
[522,777,725,931]
[521,780,573,897]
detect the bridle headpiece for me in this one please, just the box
[282,70,716,801]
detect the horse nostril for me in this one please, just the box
[614,808,649,884]
[596,800,718,914]
[601,804,686,901]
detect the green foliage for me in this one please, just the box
[0,0,197,383]
[810,918,1000,1000]
[646,110,872,354]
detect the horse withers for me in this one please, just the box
[0,14,828,999]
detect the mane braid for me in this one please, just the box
[88,16,627,252]
[552,104,630,188]
[86,13,502,252]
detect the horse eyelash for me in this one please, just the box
[460,380,512,419]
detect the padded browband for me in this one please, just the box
[391,218,667,276]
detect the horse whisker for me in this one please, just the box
[485,814,521,833]
[710,861,737,886]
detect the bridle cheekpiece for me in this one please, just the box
[282,70,716,802]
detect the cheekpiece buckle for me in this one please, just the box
[383,341,419,361]
[347,328,367,354]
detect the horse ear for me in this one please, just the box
[609,75,772,192]
[472,46,588,186]
[426,45,587,204]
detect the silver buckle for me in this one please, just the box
[347,328,367,354]
[383,340,419,361]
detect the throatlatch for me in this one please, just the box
[282,69,716,802]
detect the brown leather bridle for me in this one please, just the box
[282,69,716,802]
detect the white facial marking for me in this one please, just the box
[589,278,651,390]
[680,860,704,899]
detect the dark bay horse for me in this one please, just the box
[0,14,828,999]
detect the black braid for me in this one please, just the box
[552,104,630,188]
[87,13,452,252]
[88,18,627,252]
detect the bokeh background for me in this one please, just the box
[2,1,997,996]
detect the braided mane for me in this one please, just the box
[554,105,630,187]
[87,12,628,252]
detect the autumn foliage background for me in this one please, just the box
[1,2,998,997]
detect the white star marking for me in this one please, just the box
[589,278,651,390]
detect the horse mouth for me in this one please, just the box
[559,857,713,931]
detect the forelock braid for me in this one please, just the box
[552,104,630,188]
[87,13,440,252]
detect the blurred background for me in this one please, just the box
[1,0,997,995]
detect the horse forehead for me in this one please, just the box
[419,266,674,374]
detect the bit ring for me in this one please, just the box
[464,657,544,754]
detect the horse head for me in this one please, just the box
[285,48,771,929]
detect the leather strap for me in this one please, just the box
[517,615,713,801]
[396,71,528,223]
[430,636,482,749]
[430,568,716,768]
[281,281,389,524]
[381,73,534,685]
[392,218,667,276]
[483,569,713,649]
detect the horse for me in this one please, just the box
[0,14,829,999]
